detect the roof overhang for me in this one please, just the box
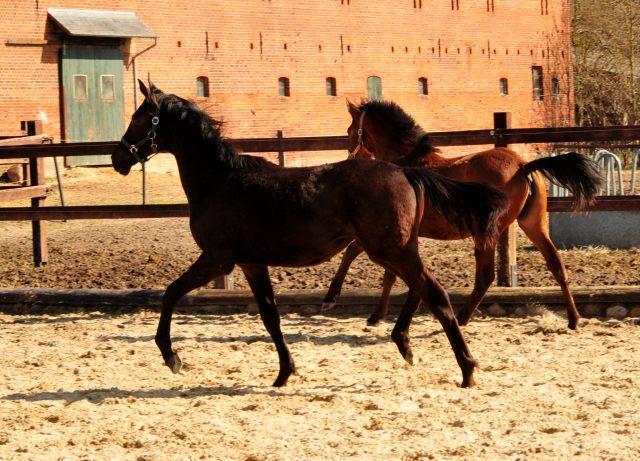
[47,8,157,39]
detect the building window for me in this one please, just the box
[418,77,428,96]
[279,77,290,97]
[500,78,508,95]
[367,76,382,101]
[73,75,88,100]
[100,75,115,100]
[326,77,337,97]
[532,66,543,101]
[197,77,209,98]
[551,78,559,96]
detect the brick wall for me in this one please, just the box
[1,0,572,166]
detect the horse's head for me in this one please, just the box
[112,79,167,175]
[346,98,375,159]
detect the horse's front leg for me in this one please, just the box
[322,241,364,310]
[240,263,296,387]
[156,251,227,374]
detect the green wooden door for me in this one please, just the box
[62,47,125,165]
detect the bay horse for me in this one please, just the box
[322,99,603,330]
[111,80,509,388]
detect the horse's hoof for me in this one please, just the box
[568,319,579,330]
[461,375,475,388]
[321,301,336,311]
[403,347,415,366]
[166,354,182,374]
[366,317,381,327]
[272,373,290,387]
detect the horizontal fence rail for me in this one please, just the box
[2,196,640,221]
[4,124,640,159]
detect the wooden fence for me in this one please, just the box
[2,114,640,289]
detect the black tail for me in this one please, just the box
[403,168,510,250]
[523,152,604,210]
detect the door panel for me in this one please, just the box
[62,47,124,165]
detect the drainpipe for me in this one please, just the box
[128,37,158,205]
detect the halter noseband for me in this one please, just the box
[347,110,375,159]
[120,106,161,164]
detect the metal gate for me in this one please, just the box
[61,47,124,165]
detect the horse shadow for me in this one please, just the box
[0,381,369,405]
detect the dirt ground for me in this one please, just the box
[1,166,640,291]
[0,310,639,461]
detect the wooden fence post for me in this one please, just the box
[494,112,517,287]
[27,120,48,267]
[277,130,285,166]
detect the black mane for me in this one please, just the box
[157,92,275,170]
[359,100,439,157]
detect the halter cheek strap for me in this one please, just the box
[120,107,161,164]
[347,110,375,159]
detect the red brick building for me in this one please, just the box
[1,0,572,167]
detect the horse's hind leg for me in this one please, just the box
[367,270,400,326]
[456,246,496,326]
[322,241,364,310]
[518,218,580,329]
[388,255,476,388]
[156,251,227,374]
[390,289,421,364]
[240,263,296,387]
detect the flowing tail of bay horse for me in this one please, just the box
[521,151,603,211]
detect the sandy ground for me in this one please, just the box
[0,310,639,461]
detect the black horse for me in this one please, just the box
[111,80,509,388]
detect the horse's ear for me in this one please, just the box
[346,98,360,117]
[140,77,159,106]
[138,79,150,99]
[359,97,367,104]
[148,77,159,95]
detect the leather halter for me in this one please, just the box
[120,106,161,164]
[347,111,375,159]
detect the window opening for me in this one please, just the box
[100,75,115,100]
[367,76,382,101]
[326,77,337,97]
[532,66,543,101]
[197,77,209,98]
[279,77,290,97]
[551,78,559,96]
[500,78,508,95]
[418,77,428,96]
[73,75,88,100]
